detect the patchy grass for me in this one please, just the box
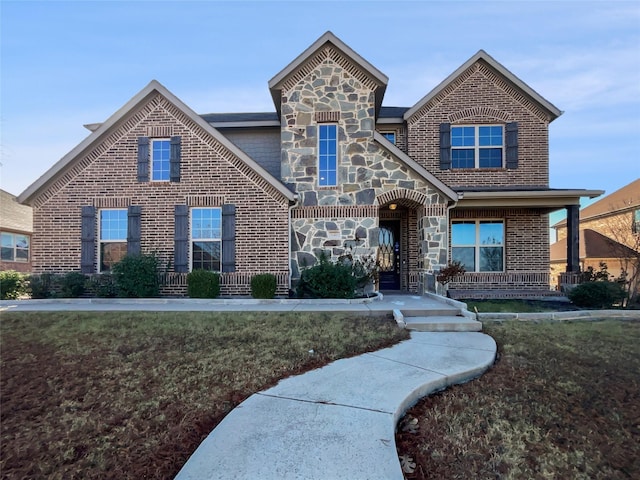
[1,311,408,479]
[396,320,640,479]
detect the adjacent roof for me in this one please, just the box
[553,179,640,228]
[1,189,33,233]
[403,50,563,122]
[19,81,297,206]
[268,31,389,118]
[550,229,638,262]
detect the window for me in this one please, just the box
[318,124,338,186]
[452,220,504,272]
[191,208,222,271]
[451,125,503,168]
[633,209,640,234]
[381,131,396,144]
[99,209,127,272]
[1,232,29,262]
[152,139,171,181]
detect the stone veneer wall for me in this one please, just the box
[279,48,451,290]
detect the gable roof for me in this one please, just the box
[403,50,563,122]
[268,31,388,118]
[373,132,458,202]
[550,229,638,262]
[1,189,33,233]
[553,179,640,228]
[18,80,296,206]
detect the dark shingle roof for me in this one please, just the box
[200,112,279,123]
[1,189,33,233]
[379,106,409,118]
[550,229,637,262]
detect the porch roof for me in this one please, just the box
[454,187,603,211]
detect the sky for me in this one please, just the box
[1,0,639,226]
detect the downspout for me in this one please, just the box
[288,195,299,294]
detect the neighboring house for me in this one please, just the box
[551,179,640,288]
[1,189,33,273]
[18,32,601,296]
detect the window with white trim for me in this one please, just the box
[452,220,504,272]
[99,209,127,272]
[191,208,222,271]
[1,232,30,263]
[152,138,171,181]
[451,125,504,168]
[318,124,338,186]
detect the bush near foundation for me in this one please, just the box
[0,270,26,300]
[187,269,220,298]
[297,252,357,299]
[251,274,277,299]
[568,281,626,309]
[112,254,160,298]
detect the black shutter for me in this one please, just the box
[137,137,150,182]
[174,205,189,273]
[221,204,236,273]
[439,123,451,170]
[505,122,518,169]
[127,206,142,255]
[80,206,96,274]
[170,136,181,182]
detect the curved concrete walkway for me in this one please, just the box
[175,331,496,480]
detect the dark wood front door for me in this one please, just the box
[378,221,401,290]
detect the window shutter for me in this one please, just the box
[170,136,181,182]
[80,206,96,274]
[439,123,451,170]
[127,206,142,255]
[174,205,189,273]
[137,137,150,182]
[506,122,518,169]
[221,204,236,273]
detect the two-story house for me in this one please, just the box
[18,32,601,296]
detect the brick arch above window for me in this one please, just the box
[448,107,512,123]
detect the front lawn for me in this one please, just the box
[1,311,408,479]
[396,320,640,479]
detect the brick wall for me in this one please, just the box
[407,60,551,188]
[31,93,291,296]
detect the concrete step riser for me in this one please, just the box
[403,315,482,332]
[400,309,462,317]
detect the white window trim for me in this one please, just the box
[189,207,223,272]
[451,125,504,169]
[451,219,505,273]
[151,138,171,182]
[98,208,128,273]
[318,123,339,187]
[1,231,30,263]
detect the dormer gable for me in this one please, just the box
[404,50,562,124]
[268,31,388,120]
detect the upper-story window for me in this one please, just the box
[99,209,128,272]
[1,232,29,263]
[152,139,171,181]
[451,125,504,169]
[633,209,640,234]
[318,124,338,186]
[381,131,396,144]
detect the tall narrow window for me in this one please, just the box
[452,220,504,272]
[99,209,127,272]
[318,124,337,186]
[191,208,222,271]
[152,139,171,181]
[451,125,504,169]
[633,209,640,234]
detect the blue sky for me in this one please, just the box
[1,0,639,225]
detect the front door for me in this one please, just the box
[378,221,401,290]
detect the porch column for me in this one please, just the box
[566,204,580,272]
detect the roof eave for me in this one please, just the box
[457,189,604,210]
[403,49,563,122]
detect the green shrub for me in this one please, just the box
[187,269,220,298]
[297,252,357,299]
[568,281,626,309]
[0,270,26,300]
[112,254,160,298]
[28,273,56,299]
[251,273,277,299]
[91,274,118,298]
[60,272,86,298]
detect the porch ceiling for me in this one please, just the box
[455,189,604,212]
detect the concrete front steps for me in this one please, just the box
[394,308,482,332]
